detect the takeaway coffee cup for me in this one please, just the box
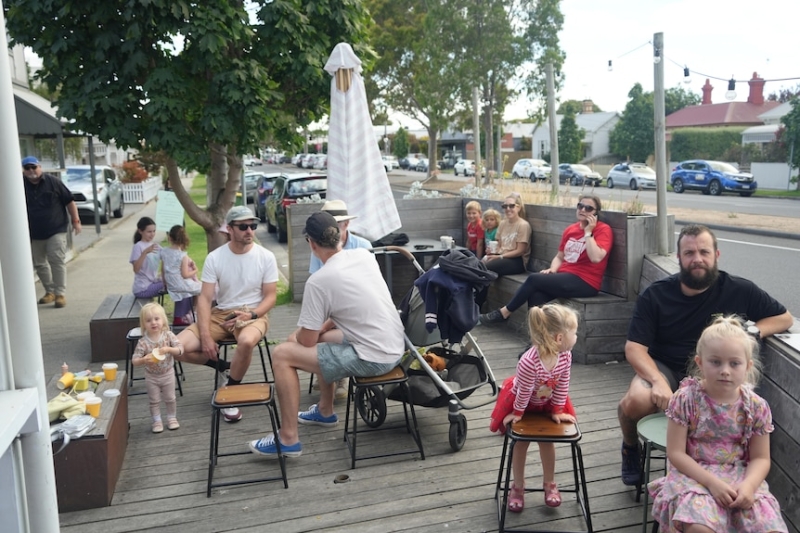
[73,376,89,392]
[102,363,118,381]
[487,240,499,254]
[85,397,102,418]
[57,372,75,390]
[440,235,453,249]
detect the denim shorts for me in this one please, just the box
[317,338,399,384]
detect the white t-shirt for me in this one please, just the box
[298,248,403,364]
[201,243,278,310]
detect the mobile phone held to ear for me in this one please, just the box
[224,312,237,321]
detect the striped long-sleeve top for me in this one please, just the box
[512,345,572,416]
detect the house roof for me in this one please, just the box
[532,111,621,136]
[665,101,780,129]
[758,101,793,125]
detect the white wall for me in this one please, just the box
[751,162,795,190]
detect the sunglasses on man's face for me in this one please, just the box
[233,223,258,231]
[500,203,517,210]
[23,165,38,170]
[576,202,596,213]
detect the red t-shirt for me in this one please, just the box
[466,220,484,253]
[557,221,613,290]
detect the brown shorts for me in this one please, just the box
[184,308,269,342]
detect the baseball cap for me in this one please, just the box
[225,206,256,225]
[22,156,40,167]
[303,211,339,243]
[321,199,357,222]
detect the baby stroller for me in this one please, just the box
[357,246,498,451]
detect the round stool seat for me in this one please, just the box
[637,412,667,450]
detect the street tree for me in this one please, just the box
[558,99,602,115]
[393,128,410,159]
[665,86,700,115]
[780,98,800,189]
[558,108,584,164]
[7,0,371,250]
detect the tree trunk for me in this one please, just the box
[427,127,438,177]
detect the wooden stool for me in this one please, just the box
[343,366,425,469]
[126,327,184,397]
[637,413,667,533]
[495,413,592,533]
[207,383,287,496]
[214,335,272,389]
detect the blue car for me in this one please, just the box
[670,160,757,197]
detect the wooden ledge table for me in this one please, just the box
[47,371,129,512]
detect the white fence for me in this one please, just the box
[122,176,161,204]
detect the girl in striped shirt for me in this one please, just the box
[489,303,579,512]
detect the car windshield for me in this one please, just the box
[287,178,327,196]
[630,164,655,174]
[65,169,99,182]
[709,161,739,173]
[572,165,592,173]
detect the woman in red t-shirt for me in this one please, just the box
[480,194,613,324]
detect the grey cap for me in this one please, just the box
[225,206,256,224]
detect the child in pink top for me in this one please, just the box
[489,303,579,512]
[465,200,484,258]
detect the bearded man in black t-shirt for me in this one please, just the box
[617,224,793,486]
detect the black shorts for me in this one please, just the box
[654,360,685,392]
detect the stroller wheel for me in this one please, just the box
[356,386,387,428]
[449,414,468,452]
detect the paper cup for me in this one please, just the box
[440,235,453,249]
[74,376,89,392]
[77,391,95,401]
[102,363,118,381]
[487,240,499,254]
[57,372,75,390]
[85,397,102,418]
[152,348,166,361]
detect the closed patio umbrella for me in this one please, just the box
[324,43,401,241]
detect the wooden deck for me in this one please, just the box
[58,303,661,533]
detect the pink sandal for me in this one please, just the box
[544,481,561,507]
[507,483,525,513]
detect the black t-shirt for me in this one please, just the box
[24,174,74,240]
[627,271,787,374]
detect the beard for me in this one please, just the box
[679,261,719,290]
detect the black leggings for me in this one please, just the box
[506,272,597,312]
[475,256,526,308]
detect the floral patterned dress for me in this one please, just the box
[648,378,787,533]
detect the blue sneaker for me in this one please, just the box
[621,442,642,486]
[248,433,302,458]
[298,404,338,427]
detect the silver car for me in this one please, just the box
[607,163,656,190]
[65,165,124,223]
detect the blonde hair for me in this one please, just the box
[528,303,579,362]
[692,315,761,386]
[139,302,170,333]
[465,200,482,214]
[482,208,501,227]
[505,193,527,220]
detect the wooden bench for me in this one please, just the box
[484,203,673,364]
[90,294,149,363]
[49,371,129,512]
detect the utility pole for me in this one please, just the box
[472,87,482,188]
[653,32,669,255]
[545,63,559,194]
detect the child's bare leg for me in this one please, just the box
[684,525,715,533]
[538,442,556,483]
[511,441,531,487]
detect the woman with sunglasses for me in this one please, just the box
[475,194,532,308]
[480,194,613,324]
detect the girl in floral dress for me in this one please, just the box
[649,316,788,533]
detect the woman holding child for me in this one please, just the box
[480,194,613,324]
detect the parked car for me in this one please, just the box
[242,171,267,203]
[265,173,328,242]
[670,160,757,197]
[404,154,422,170]
[65,165,125,224]
[312,154,327,170]
[254,172,281,221]
[398,156,411,170]
[415,158,430,172]
[454,159,476,176]
[278,154,292,164]
[382,155,398,172]
[607,163,656,190]
[511,158,551,181]
[292,153,307,166]
[300,154,317,169]
[243,155,261,166]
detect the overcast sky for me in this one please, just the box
[501,0,798,121]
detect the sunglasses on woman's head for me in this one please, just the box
[576,202,596,213]
[501,204,517,210]
[233,223,258,231]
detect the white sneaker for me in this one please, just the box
[222,407,242,422]
[335,378,349,400]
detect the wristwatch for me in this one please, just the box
[746,325,761,339]
[250,312,258,320]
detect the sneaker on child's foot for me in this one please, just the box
[222,407,242,423]
[248,432,302,458]
[298,404,338,427]
[621,442,642,486]
[152,421,164,433]
[167,418,180,430]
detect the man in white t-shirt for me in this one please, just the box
[248,211,403,457]
[176,206,278,422]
